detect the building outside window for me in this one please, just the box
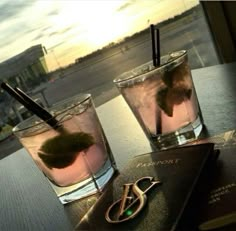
[0,0,234,158]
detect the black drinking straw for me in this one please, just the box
[1,82,59,129]
[150,25,162,136]
[150,24,160,67]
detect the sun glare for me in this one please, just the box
[85,13,128,48]
[51,1,129,49]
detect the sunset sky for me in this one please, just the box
[0,0,199,70]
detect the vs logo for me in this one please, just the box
[105,176,161,223]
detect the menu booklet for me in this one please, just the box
[177,130,236,231]
[197,130,236,230]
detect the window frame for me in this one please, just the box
[201,1,236,63]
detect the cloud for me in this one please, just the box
[0,19,33,46]
[47,8,59,16]
[0,0,36,22]
[32,32,45,41]
[116,0,136,12]
[49,31,59,37]
[0,34,17,47]
[47,26,74,38]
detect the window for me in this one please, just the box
[0,0,231,157]
[201,1,236,63]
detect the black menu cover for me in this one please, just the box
[76,143,215,231]
[198,146,236,230]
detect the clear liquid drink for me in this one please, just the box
[13,94,116,204]
[114,50,203,150]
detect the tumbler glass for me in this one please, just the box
[114,50,203,150]
[13,94,116,204]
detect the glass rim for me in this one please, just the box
[12,93,92,133]
[113,50,187,84]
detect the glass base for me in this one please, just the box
[151,115,203,150]
[49,159,115,204]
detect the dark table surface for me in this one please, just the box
[0,62,236,230]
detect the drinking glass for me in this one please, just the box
[114,50,203,150]
[13,94,116,204]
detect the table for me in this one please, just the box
[0,63,236,230]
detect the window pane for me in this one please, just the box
[0,0,220,156]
